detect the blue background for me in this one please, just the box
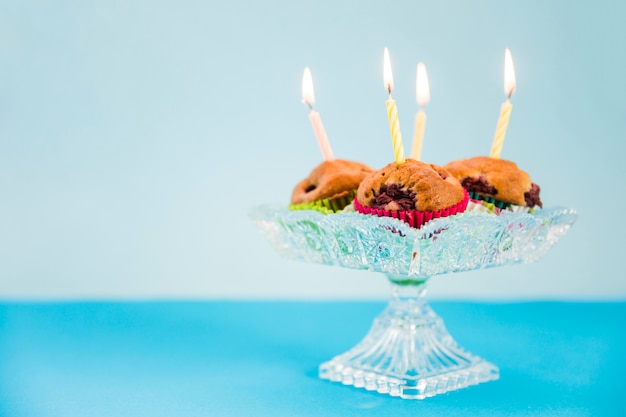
[1,301,625,416]
[0,0,625,300]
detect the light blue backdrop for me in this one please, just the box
[0,1,624,299]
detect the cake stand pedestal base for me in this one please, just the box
[319,279,499,399]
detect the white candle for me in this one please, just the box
[490,48,516,159]
[302,67,334,161]
[411,62,430,161]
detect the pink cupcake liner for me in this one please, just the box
[354,189,469,229]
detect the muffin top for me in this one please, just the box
[356,159,465,212]
[444,156,542,208]
[291,159,374,204]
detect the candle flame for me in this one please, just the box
[504,48,516,98]
[416,62,430,107]
[383,47,394,93]
[302,67,315,108]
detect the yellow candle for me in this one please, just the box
[302,67,334,161]
[490,100,512,159]
[490,48,516,159]
[411,62,430,161]
[412,110,427,161]
[383,48,405,164]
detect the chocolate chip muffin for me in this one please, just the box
[444,156,542,209]
[355,159,468,228]
[291,159,374,213]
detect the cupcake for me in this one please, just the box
[290,159,374,213]
[354,159,469,229]
[444,156,542,213]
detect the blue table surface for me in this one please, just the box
[1,301,624,417]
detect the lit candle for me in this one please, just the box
[383,48,405,164]
[302,67,334,161]
[411,62,430,161]
[490,48,517,159]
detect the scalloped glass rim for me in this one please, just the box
[250,205,577,280]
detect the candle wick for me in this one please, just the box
[302,99,313,111]
[387,84,392,96]
[507,90,513,100]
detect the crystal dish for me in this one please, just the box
[250,205,577,399]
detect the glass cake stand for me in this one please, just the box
[249,205,577,399]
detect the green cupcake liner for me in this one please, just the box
[288,202,335,215]
[468,191,512,209]
[288,190,357,215]
[468,192,536,214]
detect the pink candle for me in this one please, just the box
[302,67,334,161]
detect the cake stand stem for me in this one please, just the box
[318,276,499,399]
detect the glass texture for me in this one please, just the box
[250,206,577,399]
